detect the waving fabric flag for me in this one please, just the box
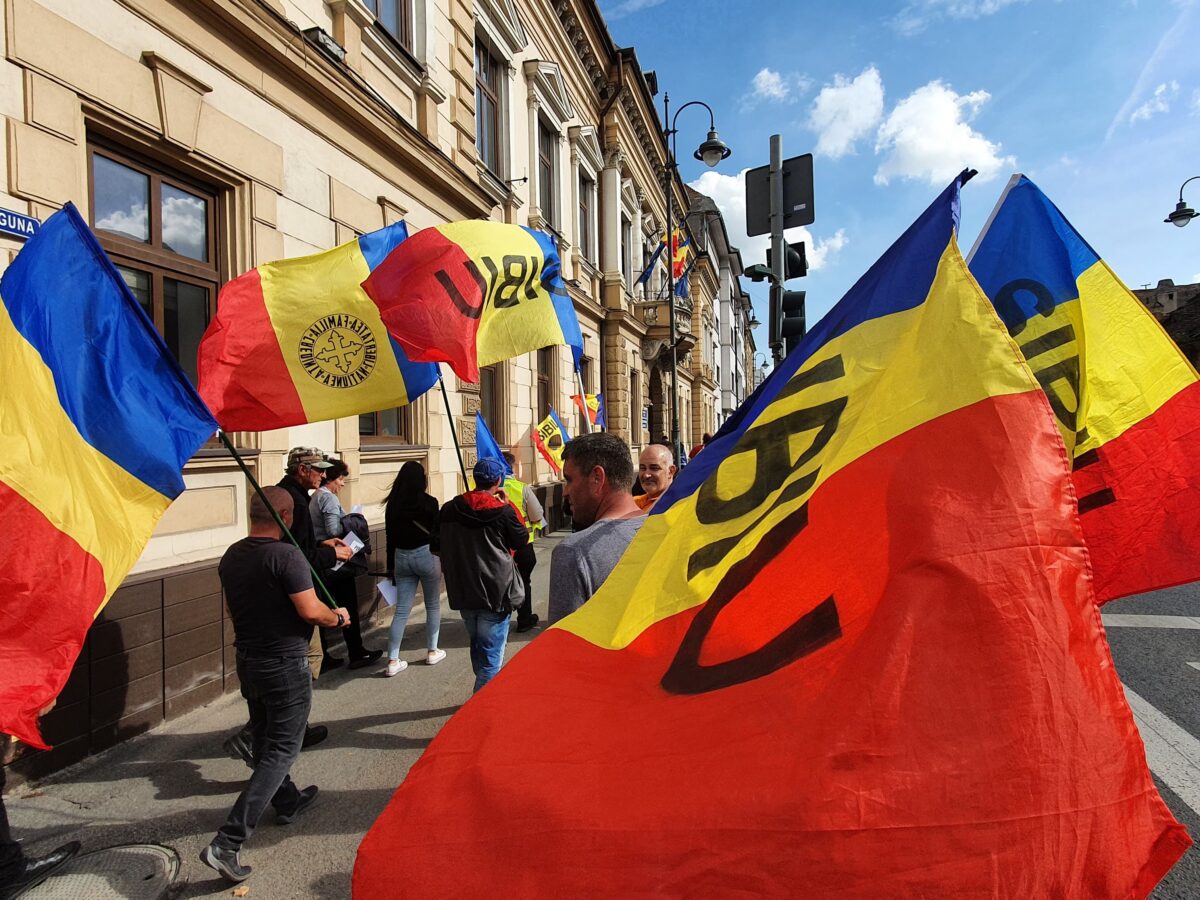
[474,411,510,475]
[361,221,583,383]
[969,175,1200,602]
[0,204,217,748]
[570,392,605,427]
[532,409,570,474]
[354,176,1189,897]
[197,222,438,432]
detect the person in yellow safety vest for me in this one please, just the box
[502,451,544,632]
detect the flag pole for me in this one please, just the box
[438,367,469,491]
[217,430,338,610]
[574,366,593,434]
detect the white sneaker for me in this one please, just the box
[426,648,447,666]
[384,659,407,677]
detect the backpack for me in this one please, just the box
[338,511,372,577]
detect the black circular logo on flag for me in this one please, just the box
[298,314,378,389]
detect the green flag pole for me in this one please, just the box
[218,430,338,610]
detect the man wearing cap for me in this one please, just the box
[432,457,529,692]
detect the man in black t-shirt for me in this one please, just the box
[200,486,350,885]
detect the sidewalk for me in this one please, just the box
[6,534,568,899]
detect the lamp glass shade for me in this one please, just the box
[694,129,731,168]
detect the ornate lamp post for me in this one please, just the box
[1165,176,1200,227]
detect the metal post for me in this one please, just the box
[664,92,682,460]
[437,367,469,492]
[768,133,785,365]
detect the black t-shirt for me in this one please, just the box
[219,537,314,657]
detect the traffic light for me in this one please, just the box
[781,289,806,355]
[766,241,808,280]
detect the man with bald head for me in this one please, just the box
[634,443,677,513]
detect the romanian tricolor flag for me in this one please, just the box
[532,409,570,474]
[570,392,605,427]
[969,175,1200,602]
[670,227,690,279]
[197,222,438,431]
[361,221,583,383]
[354,176,1189,896]
[0,204,217,748]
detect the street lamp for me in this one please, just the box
[663,92,731,461]
[1165,176,1200,227]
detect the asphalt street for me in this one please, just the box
[3,534,1197,898]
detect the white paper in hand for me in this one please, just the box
[377,579,399,607]
[331,531,366,571]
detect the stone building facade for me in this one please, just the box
[0,0,749,780]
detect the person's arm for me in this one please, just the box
[524,486,544,526]
[289,587,349,628]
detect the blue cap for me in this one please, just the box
[473,456,507,488]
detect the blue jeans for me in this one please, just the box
[214,653,311,850]
[459,609,510,692]
[390,546,442,658]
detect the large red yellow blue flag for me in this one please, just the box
[354,175,1190,896]
[0,204,217,748]
[969,174,1200,602]
[361,222,583,383]
[197,222,438,431]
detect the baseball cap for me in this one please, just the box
[288,447,332,470]
[473,456,507,488]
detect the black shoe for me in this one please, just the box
[200,843,250,883]
[1,841,80,898]
[275,785,319,825]
[222,724,253,767]
[302,724,328,750]
[348,649,383,669]
[321,655,345,671]
[516,614,540,633]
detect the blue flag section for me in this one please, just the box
[475,411,511,475]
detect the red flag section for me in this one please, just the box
[354,178,1189,896]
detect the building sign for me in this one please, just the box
[0,208,40,241]
[642,405,650,433]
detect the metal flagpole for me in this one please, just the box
[574,366,593,434]
[437,366,469,491]
[218,430,338,610]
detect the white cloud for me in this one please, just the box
[752,68,789,102]
[688,169,848,275]
[1106,3,1196,139]
[162,194,207,259]
[874,81,1014,185]
[892,0,1029,35]
[604,0,667,20]
[807,67,885,158]
[741,68,813,110]
[95,203,148,241]
[1129,80,1179,122]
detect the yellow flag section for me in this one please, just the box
[353,176,1189,898]
[558,237,1033,650]
[532,409,570,473]
[969,174,1200,600]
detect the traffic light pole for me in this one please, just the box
[768,134,785,366]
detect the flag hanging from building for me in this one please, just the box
[532,409,570,474]
[570,392,606,428]
[196,222,438,432]
[634,228,690,286]
[474,411,510,475]
[969,174,1200,602]
[361,221,584,383]
[0,204,218,749]
[354,175,1189,897]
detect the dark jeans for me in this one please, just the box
[0,766,23,883]
[214,653,312,850]
[515,544,536,628]
[318,571,367,658]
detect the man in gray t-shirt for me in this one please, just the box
[548,433,644,624]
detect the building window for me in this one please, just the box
[480,365,499,434]
[475,40,502,175]
[360,407,415,444]
[89,143,218,385]
[538,120,558,229]
[578,175,594,262]
[536,347,554,418]
[367,0,414,53]
[620,215,631,286]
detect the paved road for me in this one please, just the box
[5,536,1197,897]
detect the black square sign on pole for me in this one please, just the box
[745,153,814,237]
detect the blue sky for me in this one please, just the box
[600,0,1200,349]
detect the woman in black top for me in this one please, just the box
[383,461,445,675]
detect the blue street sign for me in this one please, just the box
[0,208,40,241]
